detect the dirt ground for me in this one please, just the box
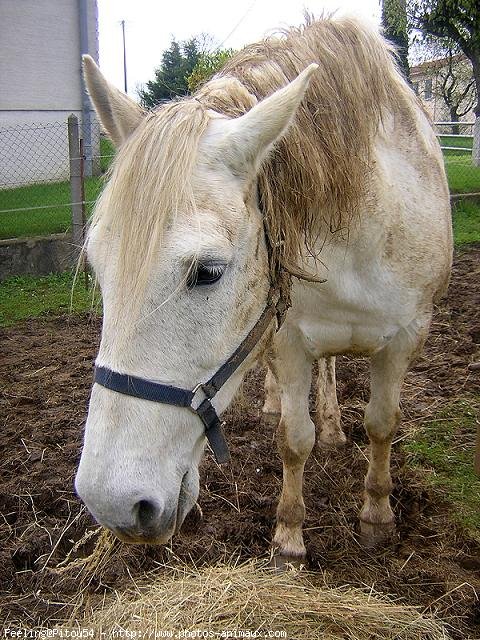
[1,246,480,637]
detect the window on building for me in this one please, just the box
[424,78,433,100]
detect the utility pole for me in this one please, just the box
[121,19,127,93]
[79,0,93,176]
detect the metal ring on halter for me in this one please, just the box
[93,285,288,464]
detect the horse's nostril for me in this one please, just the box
[134,499,159,529]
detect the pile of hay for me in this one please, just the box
[73,560,451,640]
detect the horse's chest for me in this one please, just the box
[291,265,416,357]
[298,319,396,357]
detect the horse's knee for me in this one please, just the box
[364,402,401,442]
[276,416,315,466]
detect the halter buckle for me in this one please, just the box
[190,383,210,410]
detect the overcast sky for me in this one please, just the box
[97,0,381,97]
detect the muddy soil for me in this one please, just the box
[1,246,480,637]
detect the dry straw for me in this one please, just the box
[69,560,451,640]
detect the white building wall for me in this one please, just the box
[0,0,99,187]
[410,58,476,127]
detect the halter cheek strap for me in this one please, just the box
[93,290,287,464]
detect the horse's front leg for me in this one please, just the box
[360,317,430,546]
[270,332,315,566]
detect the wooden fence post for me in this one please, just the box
[68,114,84,255]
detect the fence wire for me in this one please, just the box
[0,119,114,241]
[0,122,70,189]
[435,121,480,195]
[0,118,478,243]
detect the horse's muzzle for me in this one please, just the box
[76,469,193,545]
[113,472,191,544]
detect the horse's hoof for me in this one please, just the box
[359,519,396,548]
[269,552,306,572]
[318,432,347,449]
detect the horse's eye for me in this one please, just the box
[187,262,225,288]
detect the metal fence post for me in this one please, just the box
[79,137,89,289]
[473,116,480,167]
[68,114,84,254]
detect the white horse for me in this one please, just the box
[75,17,452,563]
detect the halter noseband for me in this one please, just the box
[93,289,289,464]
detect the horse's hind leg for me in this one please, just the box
[316,356,345,447]
[263,367,281,417]
[270,333,315,566]
[360,317,430,546]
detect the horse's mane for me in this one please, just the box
[197,16,413,276]
[93,15,414,307]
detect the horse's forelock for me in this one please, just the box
[90,100,211,317]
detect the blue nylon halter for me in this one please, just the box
[93,292,284,464]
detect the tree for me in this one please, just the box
[382,0,410,79]
[138,38,201,107]
[187,49,235,92]
[412,37,477,133]
[436,49,477,133]
[406,0,480,164]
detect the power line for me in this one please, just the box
[217,0,258,50]
[120,20,128,93]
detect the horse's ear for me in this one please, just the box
[217,63,318,177]
[82,55,145,147]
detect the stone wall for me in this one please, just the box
[0,233,76,281]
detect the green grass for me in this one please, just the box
[403,399,480,537]
[444,154,480,193]
[0,177,105,239]
[438,132,479,194]
[0,272,99,326]
[452,199,480,245]
[0,137,114,240]
[439,135,473,150]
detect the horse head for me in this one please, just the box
[75,56,317,544]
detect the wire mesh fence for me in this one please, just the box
[435,121,480,195]
[0,116,478,247]
[0,117,114,242]
[1,122,70,189]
